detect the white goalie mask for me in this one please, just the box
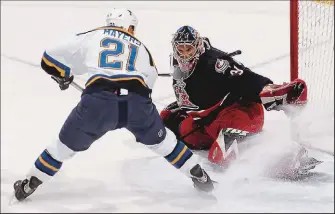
[105,8,138,35]
[171,25,205,79]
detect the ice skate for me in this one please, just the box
[13,176,42,201]
[293,147,323,175]
[190,164,214,192]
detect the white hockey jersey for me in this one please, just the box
[41,27,158,92]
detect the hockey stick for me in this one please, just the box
[158,73,173,77]
[158,50,243,77]
[2,54,84,93]
[70,81,84,92]
[3,49,242,90]
[298,141,334,157]
[227,50,242,57]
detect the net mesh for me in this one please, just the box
[297,0,334,112]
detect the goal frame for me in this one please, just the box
[290,0,334,81]
[290,0,299,81]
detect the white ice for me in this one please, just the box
[1,1,334,213]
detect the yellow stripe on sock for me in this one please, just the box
[170,146,187,165]
[38,156,59,172]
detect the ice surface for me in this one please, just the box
[1,1,333,212]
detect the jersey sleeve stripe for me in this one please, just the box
[144,46,156,68]
[42,51,71,77]
[85,74,148,88]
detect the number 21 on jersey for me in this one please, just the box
[99,38,138,72]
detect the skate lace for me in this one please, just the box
[197,170,208,183]
[23,181,33,194]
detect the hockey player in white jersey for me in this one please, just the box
[13,8,214,201]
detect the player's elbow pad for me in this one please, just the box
[41,58,62,78]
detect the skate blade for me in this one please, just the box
[8,192,18,206]
[194,180,219,194]
[196,191,217,202]
[194,184,218,202]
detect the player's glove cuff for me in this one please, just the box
[51,75,74,91]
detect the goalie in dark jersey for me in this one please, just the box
[160,25,321,174]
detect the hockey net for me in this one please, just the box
[290,0,334,112]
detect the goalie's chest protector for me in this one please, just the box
[172,51,233,111]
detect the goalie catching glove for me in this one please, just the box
[160,101,189,135]
[260,78,307,111]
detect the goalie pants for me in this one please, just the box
[179,101,264,150]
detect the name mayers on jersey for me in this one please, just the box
[103,28,142,46]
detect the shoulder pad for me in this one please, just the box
[76,27,101,36]
[204,47,229,60]
[203,37,212,49]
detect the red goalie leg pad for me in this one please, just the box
[208,139,238,167]
[204,103,264,140]
[206,102,264,165]
[208,140,224,165]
